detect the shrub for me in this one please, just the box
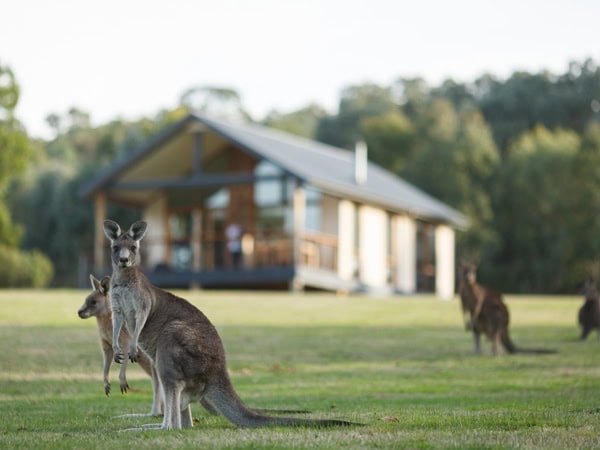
[0,245,54,287]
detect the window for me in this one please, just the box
[254,161,284,207]
[305,186,322,232]
[206,188,230,210]
[254,161,286,236]
[168,213,192,270]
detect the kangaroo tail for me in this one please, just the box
[501,329,556,354]
[500,329,518,354]
[203,383,358,428]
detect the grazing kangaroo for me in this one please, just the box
[78,274,163,416]
[103,219,356,430]
[578,280,600,340]
[458,262,555,355]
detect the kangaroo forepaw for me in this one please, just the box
[129,345,139,362]
[120,381,129,394]
[114,351,126,364]
[105,383,111,396]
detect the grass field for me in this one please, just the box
[0,289,599,449]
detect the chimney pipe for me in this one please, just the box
[354,140,367,185]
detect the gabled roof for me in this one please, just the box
[81,113,468,228]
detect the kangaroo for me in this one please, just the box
[458,262,555,355]
[578,280,600,340]
[103,219,357,430]
[78,274,163,416]
[79,273,293,419]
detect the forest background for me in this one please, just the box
[1,58,600,293]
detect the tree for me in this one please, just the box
[451,111,500,259]
[360,109,416,174]
[45,113,61,135]
[316,83,398,149]
[179,86,251,122]
[567,122,600,283]
[399,99,500,261]
[0,63,30,245]
[491,126,581,292]
[263,103,326,139]
[0,62,53,286]
[477,59,600,155]
[432,79,477,113]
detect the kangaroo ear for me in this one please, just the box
[100,276,111,294]
[103,220,122,241]
[128,221,147,241]
[89,274,101,291]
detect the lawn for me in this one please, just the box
[0,289,598,449]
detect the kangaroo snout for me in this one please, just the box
[118,248,131,267]
[78,308,90,319]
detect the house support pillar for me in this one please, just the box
[93,192,106,275]
[358,205,388,291]
[142,193,168,270]
[393,216,416,294]
[435,224,455,300]
[191,207,203,273]
[337,200,355,282]
[291,182,305,291]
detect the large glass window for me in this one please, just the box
[254,161,286,236]
[204,188,229,269]
[254,161,284,206]
[206,188,230,209]
[305,186,322,232]
[168,213,192,270]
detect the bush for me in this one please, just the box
[0,245,54,287]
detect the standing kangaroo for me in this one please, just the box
[458,262,555,355]
[578,280,600,340]
[78,274,163,416]
[79,274,291,419]
[103,219,356,430]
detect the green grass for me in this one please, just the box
[1,289,599,449]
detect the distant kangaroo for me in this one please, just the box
[578,280,600,340]
[103,219,357,430]
[78,274,163,416]
[458,262,555,355]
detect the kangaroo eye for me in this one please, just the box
[112,246,119,253]
[90,300,97,305]
[130,246,137,252]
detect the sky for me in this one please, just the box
[2,0,599,139]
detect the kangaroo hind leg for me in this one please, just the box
[473,330,482,354]
[179,391,193,428]
[491,332,500,356]
[161,380,183,430]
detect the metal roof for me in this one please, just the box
[81,113,468,228]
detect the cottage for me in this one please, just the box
[80,114,468,298]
